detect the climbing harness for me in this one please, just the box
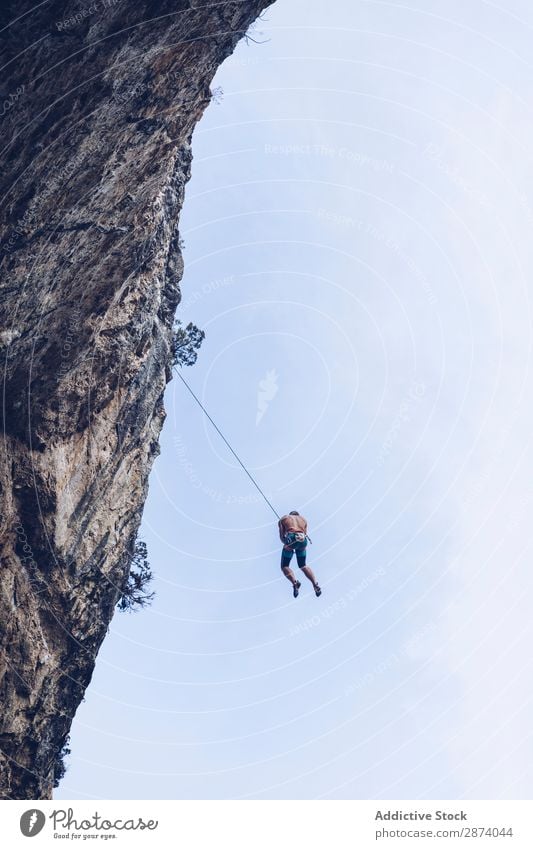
[284,531,313,547]
[284,531,306,546]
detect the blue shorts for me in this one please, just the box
[281,534,307,568]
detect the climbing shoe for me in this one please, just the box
[314,584,322,597]
[293,580,301,598]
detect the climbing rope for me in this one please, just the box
[174,367,281,521]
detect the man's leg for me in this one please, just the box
[296,545,321,595]
[281,548,301,597]
[300,565,318,586]
[281,564,298,585]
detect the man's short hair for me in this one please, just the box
[289,510,299,515]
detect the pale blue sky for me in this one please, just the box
[58,0,533,799]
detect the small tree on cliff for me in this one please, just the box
[171,320,205,368]
[53,736,71,788]
[117,539,154,612]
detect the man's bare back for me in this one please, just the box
[279,513,307,540]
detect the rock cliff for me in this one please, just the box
[0,0,274,799]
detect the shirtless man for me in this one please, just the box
[278,510,321,598]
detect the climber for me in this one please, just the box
[279,511,321,599]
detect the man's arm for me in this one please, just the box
[278,519,286,543]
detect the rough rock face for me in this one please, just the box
[0,0,274,799]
